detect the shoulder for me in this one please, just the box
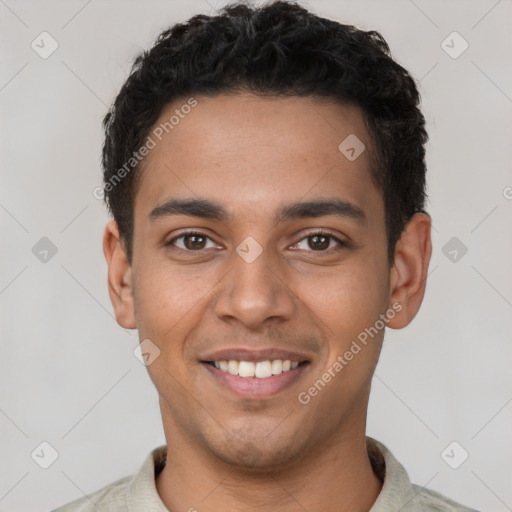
[366,436,481,512]
[49,445,167,512]
[410,483,482,512]
[49,475,131,512]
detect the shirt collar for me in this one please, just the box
[126,436,416,511]
[366,436,418,511]
[126,443,168,512]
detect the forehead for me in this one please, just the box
[134,93,382,222]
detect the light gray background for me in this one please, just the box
[1,1,511,511]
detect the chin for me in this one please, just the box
[206,430,308,473]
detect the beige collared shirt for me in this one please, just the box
[51,436,480,512]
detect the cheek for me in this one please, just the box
[294,263,388,369]
[133,260,216,343]
[133,268,209,392]
[302,264,386,325]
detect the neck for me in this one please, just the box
[156,427,383,512]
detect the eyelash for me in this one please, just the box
[165,230,347,254]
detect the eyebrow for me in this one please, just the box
[148,197,366,224]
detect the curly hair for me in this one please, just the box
[102,0,428,265]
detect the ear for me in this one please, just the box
[386,212,432,329]
[102,220,137,329]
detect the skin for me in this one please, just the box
[103,92,431,512]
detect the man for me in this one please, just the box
[52,1,480,511]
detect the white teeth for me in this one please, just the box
[271,360,283,374]
[211,359,303,378]
[255,360,272,378]
[238,361,255,377]
[227,360,239,375]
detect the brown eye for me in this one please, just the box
[293,231,346,252]
[308,234,330,250]
[183,234,207,250]
[167,232,216,251]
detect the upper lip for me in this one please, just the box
[201,348,311,363]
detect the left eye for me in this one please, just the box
[293,232,345,251]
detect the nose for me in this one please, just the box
[213,243,296,330]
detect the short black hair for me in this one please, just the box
[101,0,428,265]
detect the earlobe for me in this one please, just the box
[387,213,432,330]
[103,220,137,329]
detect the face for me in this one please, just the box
[104,92,431,471]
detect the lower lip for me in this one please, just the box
[202,362,310,398]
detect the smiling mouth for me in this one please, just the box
[203,359,310,378]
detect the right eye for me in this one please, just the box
[166,231,219,252]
